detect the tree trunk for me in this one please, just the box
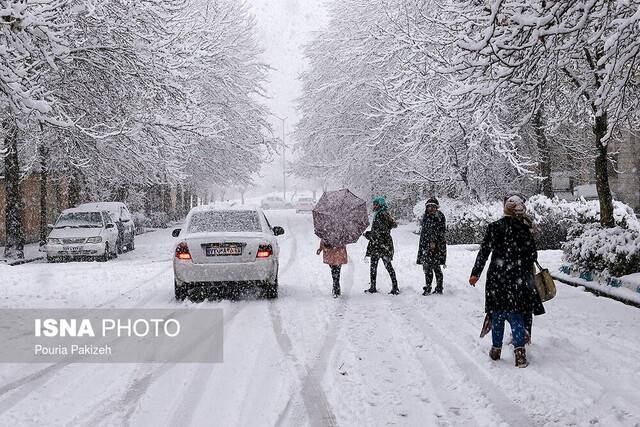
[184,188,190,212]
[3,121,24,258]
[175,185,183,218]
[533,107,554,198]
[594,112,615,227]
[68,168,82,207]
[39,142,49,246]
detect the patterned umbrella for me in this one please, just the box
[312,189,369,247]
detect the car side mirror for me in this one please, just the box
[172,228,181,238]
[273,226,285,236]
[106,223,115,229]
[47,224,54,230]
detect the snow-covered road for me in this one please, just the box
[1,210,639,426]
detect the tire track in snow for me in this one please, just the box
[0,263,174,415]
[269,213,344,426]
[81,214,300,426]
[107,213,300,426]
[71,303,247,427]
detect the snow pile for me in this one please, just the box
[563,223,640,277]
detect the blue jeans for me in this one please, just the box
[491,311,525,348]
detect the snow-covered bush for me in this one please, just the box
[414,195,640,249]
[131,212,147,235]
[563,224,640,277]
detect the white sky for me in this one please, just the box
[248,0,329,197]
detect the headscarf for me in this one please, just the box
[503,193,533,228]
[372,196,388,218]
[425,197,439,209]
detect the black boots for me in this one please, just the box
[514,347,528,368]
[489,346,502,361]
[365,284,399,294]
[490,346,528,367]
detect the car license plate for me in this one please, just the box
[205,244,242,256]
[63,246,82,252]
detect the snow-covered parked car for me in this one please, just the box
[46,208,119,262]
[76,202,135,253]
[172,205,285,300]
[295,196,316,213]
[260,196,293,210]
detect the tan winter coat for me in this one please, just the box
[319,241,348,265]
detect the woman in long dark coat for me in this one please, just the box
[469,194,538,368]
[364,196,399,295]
[417,197,447,295]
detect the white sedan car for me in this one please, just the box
[46,208,119,262]
[172,205,285,301]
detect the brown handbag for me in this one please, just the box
[534,261,557,302]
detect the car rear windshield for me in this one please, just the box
[188,211,262,233]
[55,212,103,228]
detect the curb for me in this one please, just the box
[552,273,640,309]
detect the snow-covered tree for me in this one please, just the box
[1,0,272,257]
[443,0,640,226]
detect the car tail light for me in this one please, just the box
[256,244,273,258]
[175,242,192,260]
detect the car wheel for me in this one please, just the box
[175,279,187,301]
[116,237,123,254]
[46,255,57,263]
[263,277,278,299]
[187,285,206,303]
[111,243,118,259]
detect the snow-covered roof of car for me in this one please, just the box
[61,206,109,214]
[77,202,126,211]
[188,203,261,213]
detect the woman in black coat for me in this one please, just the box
[469,194,538,368]
[417,197,447,295]
[364,196,399,294]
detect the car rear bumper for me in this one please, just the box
[45,243,106,257]
[173,258,278,284]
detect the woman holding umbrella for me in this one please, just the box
[364,196,399,295]
[312,189,369,298]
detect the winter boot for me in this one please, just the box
[389,286,400,295]
[489,346,502,361]
[332,287,341,298]
[365,285,378,293]
[422,286,431,296]
[514,347,528,368]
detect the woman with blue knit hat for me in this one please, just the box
[363,196,399,294]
